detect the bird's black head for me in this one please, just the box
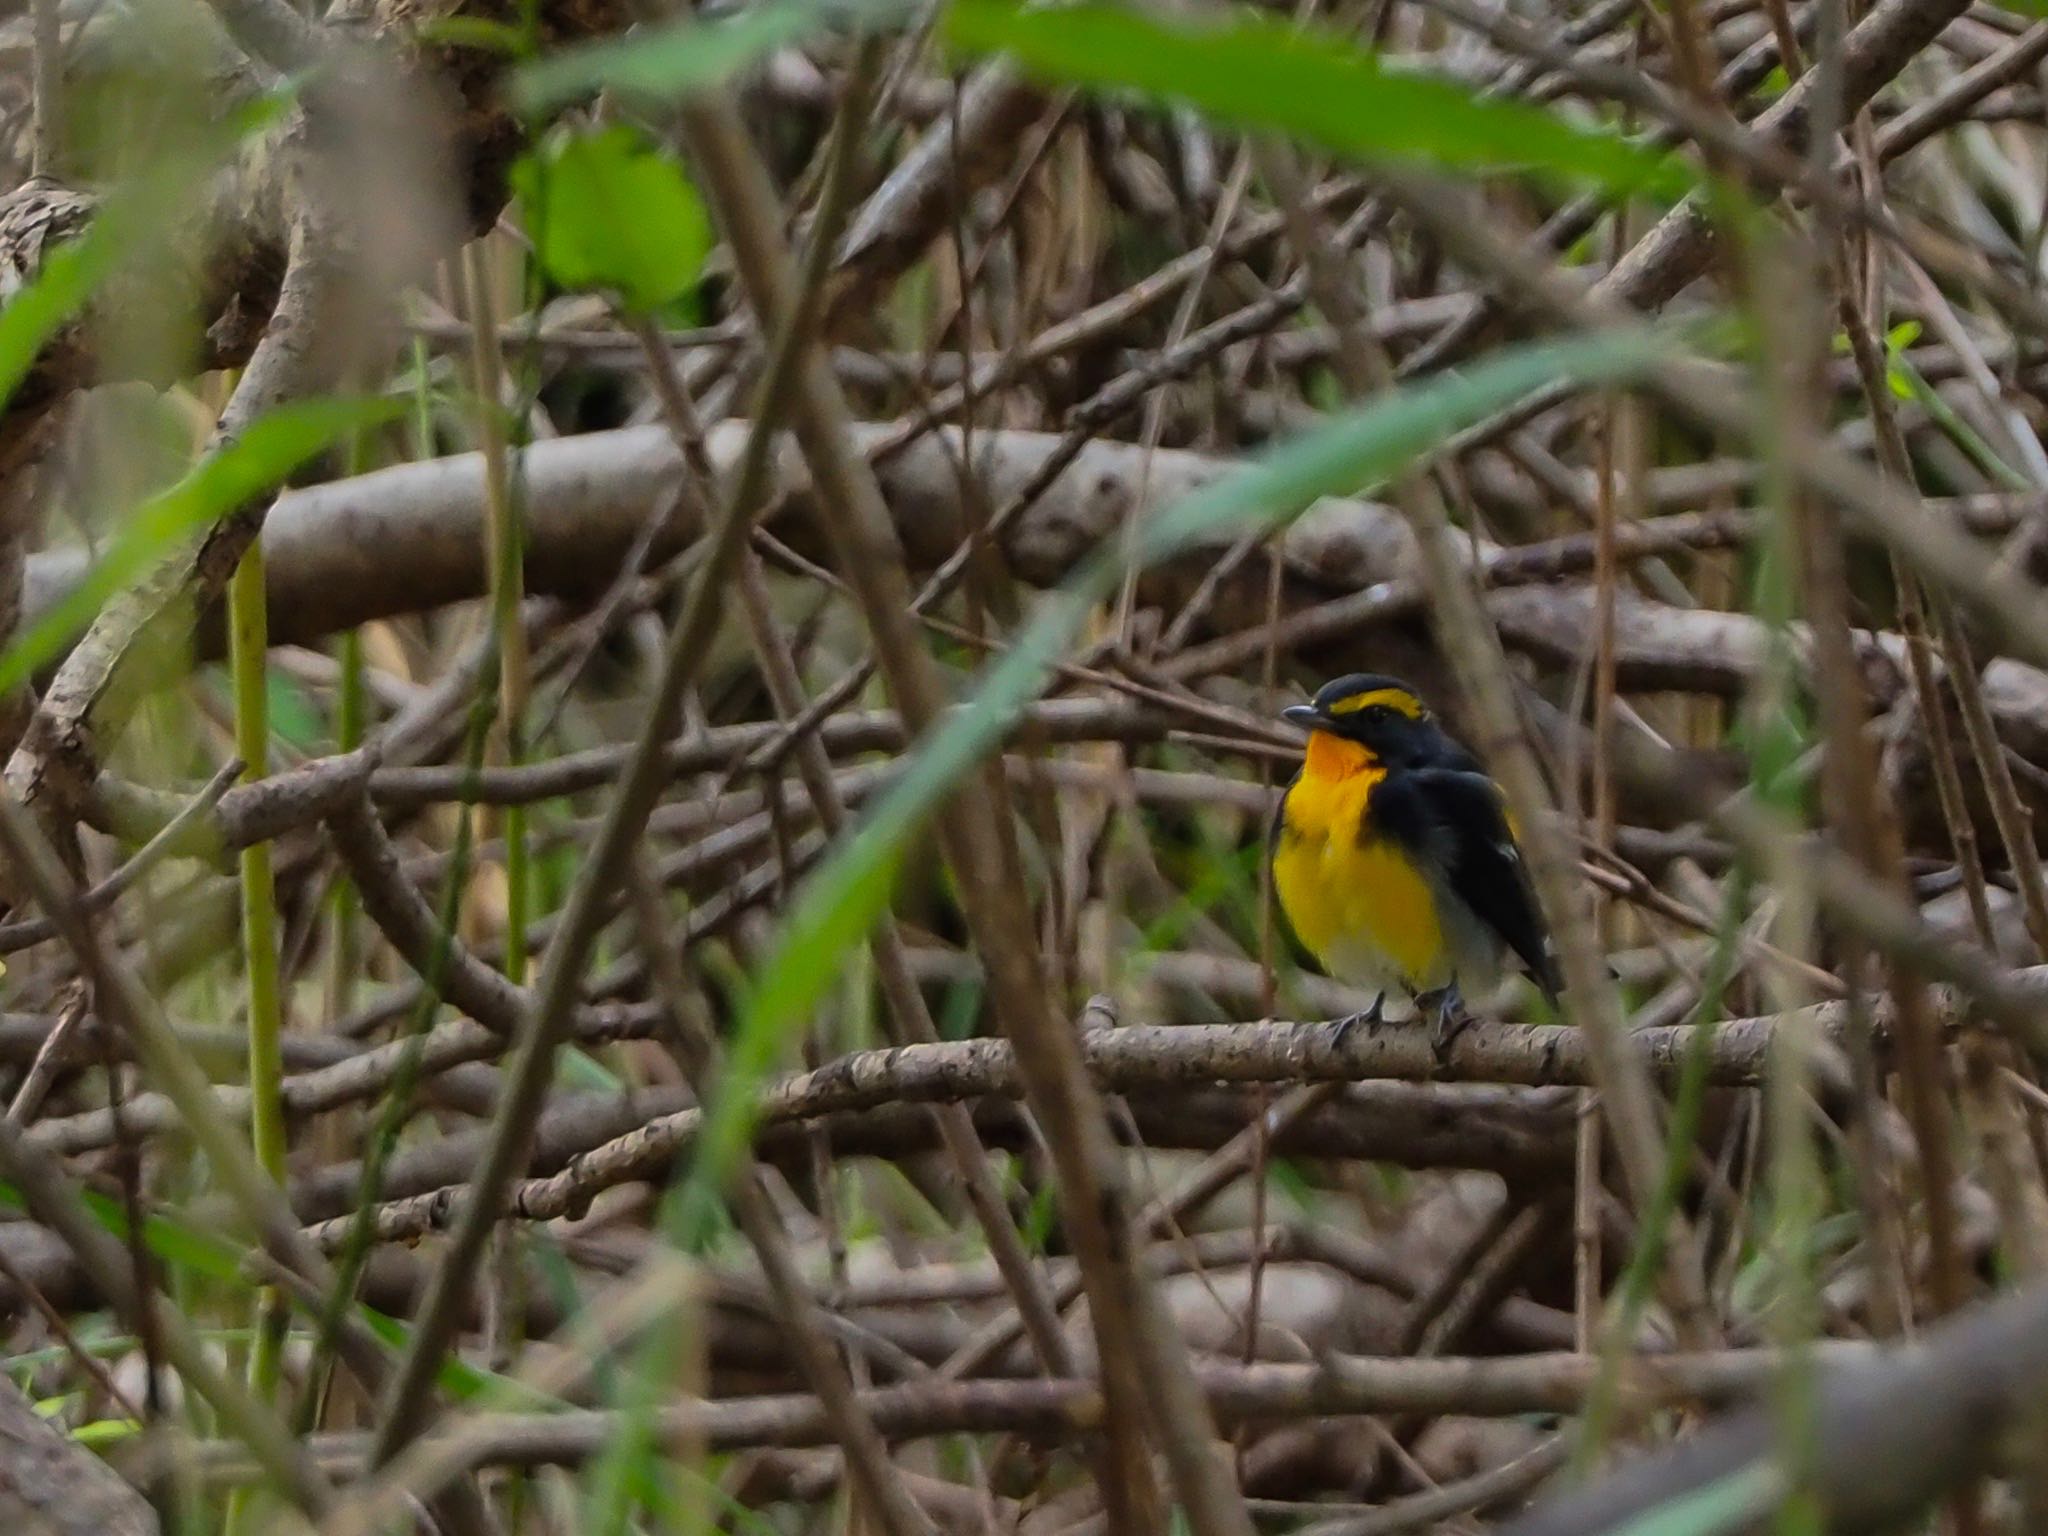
[1283,674,1443,767]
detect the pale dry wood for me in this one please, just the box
[0,1374,155,1536]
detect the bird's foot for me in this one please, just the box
[1328,994,1386,1046]
[1422,986,1472,1062]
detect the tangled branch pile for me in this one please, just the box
[0,0,2046,1529]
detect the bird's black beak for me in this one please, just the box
[1282,704,1321,730]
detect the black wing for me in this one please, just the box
[1377,766,1560,999]
[1269,766,1300,850]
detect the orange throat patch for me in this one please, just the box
[1303,730,1378,782]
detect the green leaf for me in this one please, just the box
[675,321,1693,1236]
[0,227,120,410]
[1130,328,1685,567]
[511,125,713,315]
[352,1307,561,1407]
[942,0,1694,201]
[1609,1462,1784,1535]
[0,395,402,699]
[415,15,533,54]
[0,83,297,414]
[265,670,324,751]
[513,0,903,112]
[0,1181,538,1407]
[71,1418,144,1448]
[0,1178,251,1289]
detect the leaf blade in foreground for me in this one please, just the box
[0,395,403,698]
[513,0,905,112]
[942,0,1695,201]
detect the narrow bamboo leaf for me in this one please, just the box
[0,1180,532,1404]
[513,0,905,112]
[0,1179,255,1288]
[352,1308,561,1406]
[416,15,533,53]
[678,323,1689,1229]
[0,395,403,698]
[943,0,1694,201]
[1608,1462,1784,1535]
[0,228,119,410]
[0,85,295,412]
[71,1418,144,1447]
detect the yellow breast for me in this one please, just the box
[1274,756,1449,993]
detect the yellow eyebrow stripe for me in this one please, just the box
[1326,687,1424,719]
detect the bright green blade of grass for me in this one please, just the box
[669,321,1695,1238]
[942,0,1696,201]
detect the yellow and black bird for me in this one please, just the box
[1272,673,1560,1046]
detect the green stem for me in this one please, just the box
[464,241,531,986]
[223,536,286,1536]
[503,799,529,982]
[408,337,435,460]
[325,374,372,1022]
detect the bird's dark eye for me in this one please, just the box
[1365,705,1391,723]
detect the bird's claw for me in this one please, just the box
[1329,993,1386,1046]
[1424,986,1472,1062]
